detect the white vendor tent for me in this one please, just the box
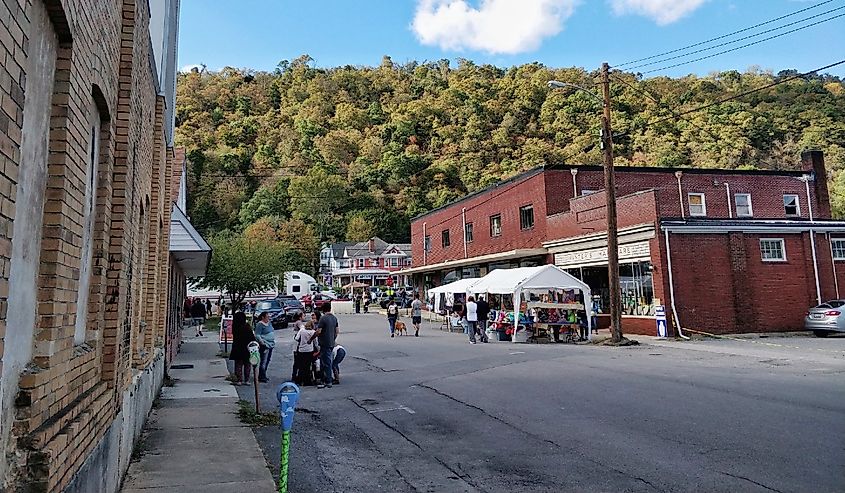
[468,265,593,338]
[427,277,480,313]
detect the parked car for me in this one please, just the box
[805,300,845,337]
[253,299,288,329]
[281,298,305,322]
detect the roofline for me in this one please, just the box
[411,167,545,221]
[544,162,808,177]
[411,163,809,224]
[660,218,845,233]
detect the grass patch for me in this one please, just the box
[237,399,279,427]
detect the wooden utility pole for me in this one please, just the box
[600,62,623,343]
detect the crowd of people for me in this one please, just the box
[225,302,346,390]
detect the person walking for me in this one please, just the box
[292,312,316,385]
[465,296,487,344]
[190,298,207,337]
[332,344,346,385]
[410,293,422,337]
[310,303,338,389]
[476,295,491,342]
[205,299,212,317]
[362,292,370,313]
[386,297,399,338]
[228,312,255,386]
[254,311,275,383]
[354,292,361,314]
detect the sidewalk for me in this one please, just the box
[121,328,276,492]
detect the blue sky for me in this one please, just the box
[178,0,845,77]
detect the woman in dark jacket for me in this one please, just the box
[229,312,255,385]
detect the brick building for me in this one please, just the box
[0,1,208,491]
[401,151,845,335]
[320,237,413,289]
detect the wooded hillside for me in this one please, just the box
[175,55,845,243]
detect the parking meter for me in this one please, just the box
[248,341,261,411]
[276,382,301,493]
[247,341,261,366]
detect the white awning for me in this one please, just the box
[396,248,548,275]
[427,278,481,313]
[169,204,211,278]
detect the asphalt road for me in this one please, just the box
[237,314,845,493]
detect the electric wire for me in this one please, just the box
[638,59,845,129]
[614,0,838,68]
[625,5,845,71]
[640,13,845,74]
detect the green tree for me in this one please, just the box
[345,215,376,242]
[194,232,284,307]
[288,167,349,240]
[239,178,290,225]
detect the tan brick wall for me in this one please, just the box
[0,0,181,490]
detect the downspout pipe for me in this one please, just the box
[461,207,468,259]
[724,182,732,219]
[804,175,821,304]
[422,222,427,266]
[828,232,840,299]
[675,171,685,219]
[664,228,689,340]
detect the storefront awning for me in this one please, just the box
[396,248,548,276]
[169,204,211,278]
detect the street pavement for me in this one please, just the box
[240,313,845,493]
[122,330,276,493]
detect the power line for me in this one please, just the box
[614,0,838,68]
[610,74,785,170]
[640,13,845,74]
[639,59,845,130]
[626,5,845,71]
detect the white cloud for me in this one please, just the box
[411,0,579,55]
[609,0,707,25]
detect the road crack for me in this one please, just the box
[720,471,783,492]
[349,397,486,493]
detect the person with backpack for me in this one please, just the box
[190,298,207,337]
[386,297,399,338]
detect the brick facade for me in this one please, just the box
[407,152,841,337]
[0,1,186,491]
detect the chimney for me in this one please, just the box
[801,150,831,219]
[368,238,375,253]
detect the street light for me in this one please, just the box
[548,62,623,343]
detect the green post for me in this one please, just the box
[276,382,300,493]
[279,430,291,493]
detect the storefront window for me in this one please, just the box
[565,261,655,316]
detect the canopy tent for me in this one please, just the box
[427,277,480,313]
[467,265,593,339]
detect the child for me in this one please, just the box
[332,344,346,384]
[293,312,316,386]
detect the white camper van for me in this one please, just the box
[282,271,318,299]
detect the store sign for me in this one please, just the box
[554,241,650,268]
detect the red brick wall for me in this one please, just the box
[666,232,833,334]
[412,169,550,266]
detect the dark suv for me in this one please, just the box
[281,298,305,322]
[254,299,288,329]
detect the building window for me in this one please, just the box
[424,235,431,252]
[519,205,534,230]
[832,240,845,260]
[371,258,379,267]
[390,257,399,267]
[760,239,786,262]
[735,193,752,217]
[784,194,800,217]
[465,222,473,243]
[441,229,450,248]
[688,193,706,216]
[489,214,502,237]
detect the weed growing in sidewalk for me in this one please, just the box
[237,400,279,427]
